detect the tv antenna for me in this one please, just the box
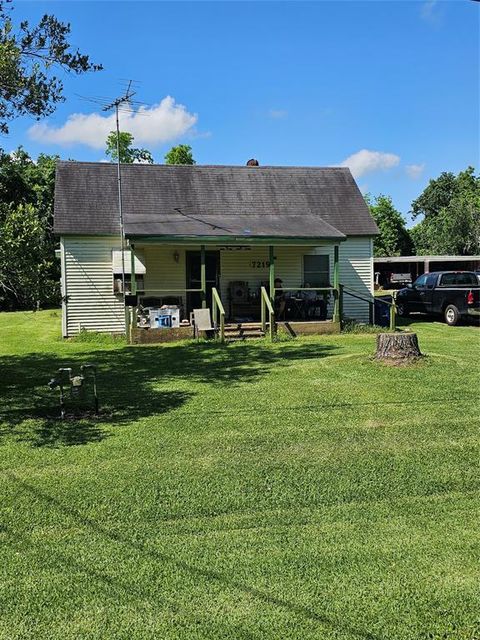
[102,81,137,321]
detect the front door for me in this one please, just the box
[186,251,220,313]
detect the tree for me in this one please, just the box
[0,0,102,135]
[410,167,480,255]
[0,148,59,309]
[105,131,153,164]
[364,194,413,257]
[164,144,195,165]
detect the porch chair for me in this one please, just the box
[192,308,215,339]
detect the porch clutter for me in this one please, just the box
[137,305,182,329]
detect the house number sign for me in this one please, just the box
[250,260,270,268]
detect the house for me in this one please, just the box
[54,161,378,339]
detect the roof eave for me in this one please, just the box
[126,234,347,245]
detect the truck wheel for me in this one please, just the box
[444,304,460,326]
[396,303,409,317]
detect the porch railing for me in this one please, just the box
[260,286,276,340]
[211,287,225,342]
[341,285,397,331]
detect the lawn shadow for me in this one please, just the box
[0,340,339,447]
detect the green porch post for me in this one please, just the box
[269,245,275,304]
[333,244,340,323]
[200,244,206,308]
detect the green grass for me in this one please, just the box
[1,310,479,640]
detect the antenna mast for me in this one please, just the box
[103,81,136,315]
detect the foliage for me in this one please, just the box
[0,0,102,134]
[70,328,127,344]
[105,130,153,164]
[0,147,59,309]
[0,312,479,638]
[341,319,386,333]
[164,144,195,165]
[365,193,413,256]
[410,167,480,255]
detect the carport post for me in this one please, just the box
[200,245,206,308]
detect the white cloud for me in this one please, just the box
[358,183,369,195]
[405,163,425,179]
[340,149,400,178]
[420,0,440,24]
[28,96,197,149]
[268,109,288,119]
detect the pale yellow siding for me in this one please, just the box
[142,244,195,293]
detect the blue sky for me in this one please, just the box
[5,0,479,223]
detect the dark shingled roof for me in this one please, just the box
[54,162,378,238]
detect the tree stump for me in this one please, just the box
[375,332,422,361]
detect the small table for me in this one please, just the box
[286,297,307,320]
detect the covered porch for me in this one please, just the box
[124,236,344,342]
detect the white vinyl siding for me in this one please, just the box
[339,237,373,322]
[63,236,125,336]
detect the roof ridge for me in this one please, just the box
[57,160,349,171]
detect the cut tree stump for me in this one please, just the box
[375,332,422,361]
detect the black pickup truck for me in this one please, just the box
[395,271,480,326]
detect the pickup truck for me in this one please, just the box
[395,271,480,326]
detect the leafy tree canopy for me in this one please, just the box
[0,147,59,309]
[0,0,102,134]
[105,131,153,164]
[364,193,413,257]
[410,167,480,256]
[164,144,195,165]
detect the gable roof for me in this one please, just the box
[54,162,378,239]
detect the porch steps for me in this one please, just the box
[223,322,266,341]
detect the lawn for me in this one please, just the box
[0,310,479,640]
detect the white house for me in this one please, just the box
[54,161,378,339]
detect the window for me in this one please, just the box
[439,272,477,287]
[413,274,428,288]
[113,274,144,294]
[426,274,437,289]
[112,249,146,294]
[456,273,477,286]
[303,255,330,287]
[439,273,456,286]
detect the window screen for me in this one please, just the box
[303,255,330,287]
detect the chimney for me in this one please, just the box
[246,158,259,166]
